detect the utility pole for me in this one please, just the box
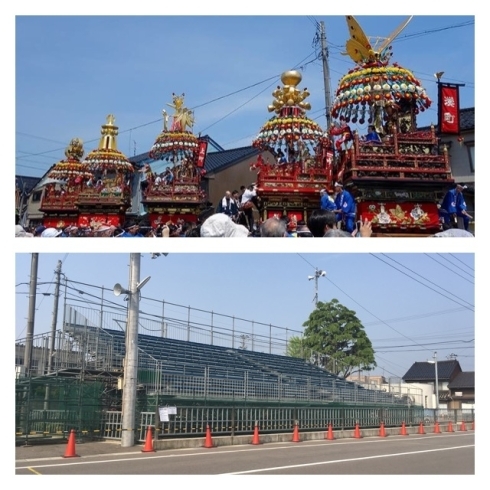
[24,253,39,377]
[121,253,141,447]
[47,260,62,374]
[319,21,332,129]
[44,260,62,410]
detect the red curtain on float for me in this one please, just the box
[437,83,460,135]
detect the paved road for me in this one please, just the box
[16,432,474,475]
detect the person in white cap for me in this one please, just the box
[440,183,472,230]
[333,182,356,233]
[200,213,250,237]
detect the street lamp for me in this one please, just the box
[308,268,326,305]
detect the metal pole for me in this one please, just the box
[121,253,141,447]
[24,253,39,377]
[434,351,439,412]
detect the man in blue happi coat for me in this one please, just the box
[320,189,336,212]
[440,183,472,230]
[333,182,356,233]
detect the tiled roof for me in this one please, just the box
[205,146,260,174]
[16,175,42,194]
[459,108,475,131]
[418,107,474,132]
[402,360,461,382]
[448,371,474,390]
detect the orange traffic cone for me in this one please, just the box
[460,421,467,431]
[434,421,441,434]
[447,421,454,432]
[141,426,155,453]
[251,423,260,445]
[379,422,387,437]
[63,429,79,458]
[400,421,409,436]
[292,422,300,442]
[204,424,214,448]
[326,423,335,440]
[418,422,426,435]
[353,423,362,439]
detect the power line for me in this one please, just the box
[371,254,474,311]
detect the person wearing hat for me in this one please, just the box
[333,182,356,233]
[440,183,472,230]
[320,189,336,212]
[34,225,46,237]
[116,222,144,237]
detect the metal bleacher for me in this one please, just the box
[93,326,397,405]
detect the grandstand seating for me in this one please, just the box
[95,326,394,403]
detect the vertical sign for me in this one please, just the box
[196,139,208,168]
[438,83,461,135]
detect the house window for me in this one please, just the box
[465,141,475,173]
[32,191,42,202]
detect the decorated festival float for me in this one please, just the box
[251,70,333,224]
[141,93,208,226]
[328,15,454,235]
[39,138,94,229]
[76,115,134,228]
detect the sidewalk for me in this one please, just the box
[16,439,144,462]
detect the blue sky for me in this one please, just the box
[14,252,475,378]
[14,13,475,178]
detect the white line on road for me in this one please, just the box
[220,445,475,474]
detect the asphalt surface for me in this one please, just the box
[15,432,475,476]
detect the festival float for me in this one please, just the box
[76,115,134,228]
[328,15,453,235]
[251,70,333,224]
[39,137,93,229]
[142,93,208,226]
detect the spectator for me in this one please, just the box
[260,217,288,237]
[200,213,249,237]
[307,209,338,237]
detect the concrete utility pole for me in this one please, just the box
[319,21,332,129]
[44,260,62,410]
[24,253,39,376]
[121,253,141,447]
[47,260,62,374]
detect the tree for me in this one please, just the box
[301,299,376,378]
[286,336,307,359]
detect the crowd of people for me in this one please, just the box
[15,181,473,238]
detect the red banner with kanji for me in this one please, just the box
[438,84,460,135]
[196,139,208,168]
